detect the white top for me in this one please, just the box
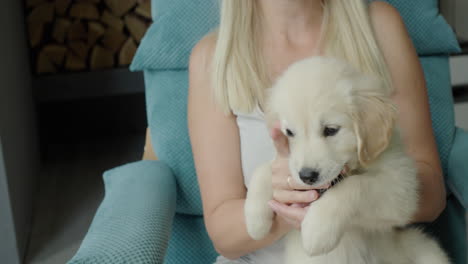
[214,107,285,264]
[235,107,276,188]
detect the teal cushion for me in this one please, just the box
[419,56,456,176]
[448,127,468,209]
[130,0,219,71]
[68,161,177,264]
[131,0,459,71]
[429,195,467,264]
[144,69,202,215]
[383,0,460,55]
[164,214,217,264]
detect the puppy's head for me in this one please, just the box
[267,57,396,188]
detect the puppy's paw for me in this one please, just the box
[301,209,342,256]
[245,201,274,240]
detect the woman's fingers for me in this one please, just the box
[278,215,300,229]
[291,203,311,208]
[271,171,291,189]
[268,200,307,229]
[271,122,289,158]
[273,189,319,204]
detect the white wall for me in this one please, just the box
[441,0,468,40]
[440,0,456,27]
[455,0,468,40]
[0,0,39,263]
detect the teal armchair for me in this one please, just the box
[68,0,467,263]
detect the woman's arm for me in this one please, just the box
[142,128,158,160]
[369,1,446,222]
[188,34,290,259]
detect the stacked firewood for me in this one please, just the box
[26,0,152,74]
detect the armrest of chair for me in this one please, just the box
[68,160,177,264]
[447,127,468,210]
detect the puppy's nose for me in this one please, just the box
[299,168,320,185]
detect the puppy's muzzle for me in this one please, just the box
[299,168,320,185]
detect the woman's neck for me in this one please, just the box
[258,0,324,46]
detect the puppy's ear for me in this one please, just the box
[352,77,397,168]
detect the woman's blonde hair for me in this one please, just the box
[212,0,392,114]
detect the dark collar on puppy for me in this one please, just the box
[316,166,366,195]
[317,173,346,195]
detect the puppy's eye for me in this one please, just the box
[324,126,340,137]
[285,128,295,137]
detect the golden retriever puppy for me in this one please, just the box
[244,57,449,264]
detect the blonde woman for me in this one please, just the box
[186,0,446,263]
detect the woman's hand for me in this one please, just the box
[269,123,320,229]
[269,201,309,229]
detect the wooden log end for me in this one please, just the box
[28,2,55,23]
[101,10,124,31]
[27,0,47,9]
[28,21,44,47]
[119,37,137,65]
[101,28,126,53]
[55,0,71,16]
[90,45,115,70]
[87,22,106,45]
[42,44,67,66]
[69,41,90,59]
[52,18,72,43]
[67,21,87,42]
[65,52,87,71]
[124,14,148,43]
[37,52,57,74]
[135,1,151,19]
[69,3,100,20]
[104,0,137,17]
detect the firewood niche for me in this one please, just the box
[26,0,152,75]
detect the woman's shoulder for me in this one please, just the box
[189,31,218,73]
[368,1,412,56]
[188,32,219,107]
[368,1,405,30]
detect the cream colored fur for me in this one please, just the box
[244,57,450,264]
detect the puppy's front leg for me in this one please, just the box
[352,166,419,230]
[245,162,275,240]
[301,172,400,256]
[301,182,349,256]
[301,164,418,256]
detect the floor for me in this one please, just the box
[455,102,468,130]
[25,134,145,264]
